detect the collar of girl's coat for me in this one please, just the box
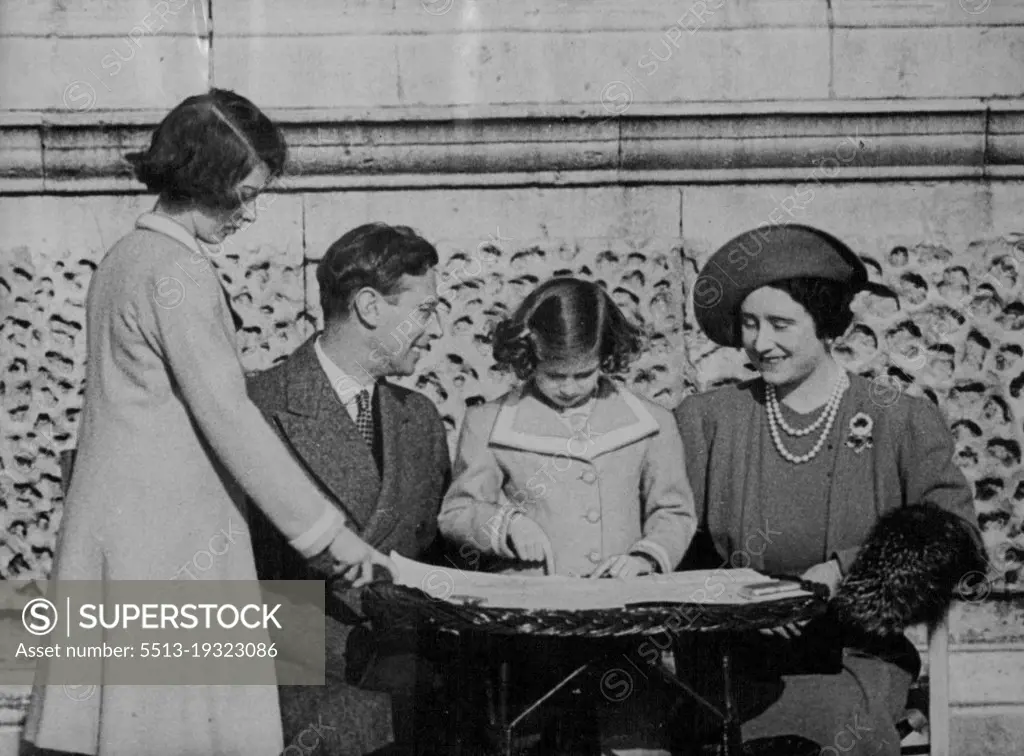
[489,377,659,461]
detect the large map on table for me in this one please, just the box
[391,554,811,611]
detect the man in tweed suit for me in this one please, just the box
[246,223,451,756]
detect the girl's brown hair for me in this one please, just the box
[126,88,286,211]
[492,277,643,380]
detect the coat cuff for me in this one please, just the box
[289,503,346,558]
[629,539,673,575]
[491,502,524,559]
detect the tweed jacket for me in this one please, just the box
[245,337,451,755]
[439,380,697,577]
[246,337,450,578]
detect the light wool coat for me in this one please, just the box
[439,381,696,576]
[23,214,338,756]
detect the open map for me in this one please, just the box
[390,553,812,611]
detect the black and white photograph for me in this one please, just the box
[0,1,1023,754]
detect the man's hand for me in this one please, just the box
[327,528,396,588]
[589,554,655,579]
[507,514,555,575]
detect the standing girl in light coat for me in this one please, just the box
[22,89,392,756]
[438,276,696,754]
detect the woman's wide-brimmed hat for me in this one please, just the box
[693,224,869,347]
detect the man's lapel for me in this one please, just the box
[273,340,382,531]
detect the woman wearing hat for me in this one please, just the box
[674,225,983,755]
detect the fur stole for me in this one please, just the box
[830,505,986,642]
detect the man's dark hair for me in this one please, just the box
[316,223,439,323]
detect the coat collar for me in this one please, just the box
[135,212,205,256]
[135,212,244,331]
[274,337,413,533]
[284,337,346,419]
[490,379,659,461]
[313,336,375,407]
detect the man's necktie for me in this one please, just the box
[355,389,375,449]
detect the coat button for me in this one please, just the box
[588,550,602,563]
[586,510,601,523]
[581,470,597,484]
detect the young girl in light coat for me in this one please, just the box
[439,276,696,754]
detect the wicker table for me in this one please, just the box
[366,580,829,756]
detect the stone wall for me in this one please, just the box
[4,0,1024,114]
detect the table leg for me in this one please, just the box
[448,630,477,756]
[500,661,592,756]
[450,632,464,756]
[719,645,744,756]
[498,659,511,756]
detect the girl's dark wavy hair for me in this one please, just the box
[749,277,856,342]
[492,277,643,380]
[125,88,287,211]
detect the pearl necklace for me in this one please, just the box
[765,371,850,464]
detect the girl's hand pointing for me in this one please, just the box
[589,554,654,579]
[507,514,556,575]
